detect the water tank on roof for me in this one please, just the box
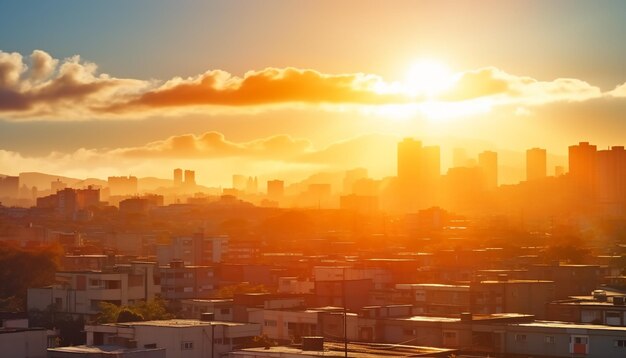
[200,312,215,321]
[592,290,607,302]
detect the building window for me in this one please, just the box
[264,320,277,327]
[181,341,194,350]
[545,336,555,344]
[54,297,62,310]
[220,308,230,314]
[616,340,626,347]
[570,335,589,354]
[515,334,527,343]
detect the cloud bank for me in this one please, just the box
[0,49,623,121]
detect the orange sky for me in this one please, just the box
[1,1,625,186]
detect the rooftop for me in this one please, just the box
[516,320,626,331]
[104,319,253,328]
[48,345,165,354]
[233,342,455,357]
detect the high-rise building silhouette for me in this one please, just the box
[173,168,183,187]
[569,142,597,203]
[478,151,498,190]
[397,138,440,184]
[397,138,440,210]
[184,170,196,186]
[267,179,284,199]
[596,146,626,215]
[526,148,547,181]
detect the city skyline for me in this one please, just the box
[2,1,626,185]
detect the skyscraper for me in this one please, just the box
[478,150,498,190]
[397,138,422,182]
[595,146,626,214]
[173,168,183,187]
[397,138,440,210]
[569,142,597,202]
[267,179,284,199]
[184,170,196,186]
[397,138,440,183]
[526,148,547,181]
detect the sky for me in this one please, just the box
[1,0,626,186]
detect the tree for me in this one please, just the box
[0,242,62,310]
[117,308,144,323]
[134,297,174,320]
[95,299,173,324]
[217,283,269,298]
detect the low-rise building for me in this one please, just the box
[159,260,215,300]
[84,319,261,358]
[0,327,48,358]
[27,262,160,318]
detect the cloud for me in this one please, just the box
[439,67,602,104]
[608,82,626,97]
[0,50,147,119]
[0,49,619,121]
[115,131,312,159]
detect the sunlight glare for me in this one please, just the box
[405,59,455,97]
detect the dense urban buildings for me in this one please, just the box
[1,137,625,357]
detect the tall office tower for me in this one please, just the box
[478,150,498,190]
[596,146,626,215]
[569,142,597,202]
[267,179,284,199]
[173,168,183,187]
[397,138,423,182]
[232,174,247,191]
[397,138,440,210]
[526,148,547,181]
[184,170,196,186]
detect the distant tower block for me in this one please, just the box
[478,150,498,190]
[267,179,284,199]
[526,148,547,181]
[184,170,196,186]
[173,168,183,187]
[51,178,67,193]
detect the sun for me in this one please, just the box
[405,59,455,98]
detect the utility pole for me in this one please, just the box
[343,266,348,357]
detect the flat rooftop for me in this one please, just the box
[516,320,626,331]
[48,345,165,354]
[105,319,253,328]
[233,342,455,357]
